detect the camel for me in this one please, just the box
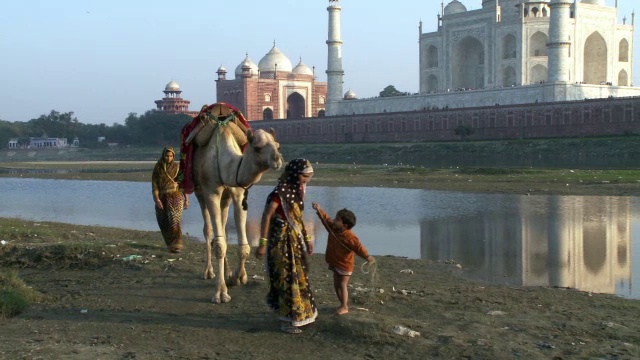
[184,103,283,303]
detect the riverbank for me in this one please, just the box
[1,217,640,359]
[2,161,640,196]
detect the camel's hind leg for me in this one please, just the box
[230,188,250,286]
[195,192,215,280]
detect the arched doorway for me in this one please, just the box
[619,39,629,62]
[502,34,516,59]
[529,31,549,57]
[584,32,607,84]
[503,66,516,87]
[427,74,438,93]
[530,64,548,84]
[618,70,628,86]
[263,107,273,120]
[453,36,484,89]
[427,45,438,67]
[287,92,305,119]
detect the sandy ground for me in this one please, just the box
[1,220,640,360]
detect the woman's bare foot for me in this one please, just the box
[335,306,349,315]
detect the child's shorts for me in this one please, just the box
[328,264,352,276]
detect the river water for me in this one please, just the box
[1,178,638,299]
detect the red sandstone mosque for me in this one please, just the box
[154,43,328,121]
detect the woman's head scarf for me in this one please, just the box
[272,158,313,211]
[154,147,179,181]
[160,147,176,164]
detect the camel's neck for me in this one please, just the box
[235,153,268,188]
[211,129,267,188]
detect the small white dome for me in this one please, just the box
[217,65,227,73]
[343,89,357,100]
[258,45,293,72]
[164,80,180,91]
[580,0,605,6]
[235,55,258,77]
[444,0,467,15]
[292,59,313,76]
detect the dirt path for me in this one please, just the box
[1,220,640,359]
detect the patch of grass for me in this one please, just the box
[0,270,42,319]
[456,168,526,175]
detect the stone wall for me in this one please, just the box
[249,96,640,143]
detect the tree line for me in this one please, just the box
[0,110,193,149]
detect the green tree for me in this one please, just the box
[125,110,191,146]
[454,124,475,141]
[0,120,25,148]
[379,85,405,97]
[26,110,79,138]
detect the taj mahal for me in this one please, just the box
[326,0,640,117]
[154,0,640,142]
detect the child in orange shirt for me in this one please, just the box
[312,202,375,315]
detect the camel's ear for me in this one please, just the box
[246,129,255,143]
[269,127,276,139]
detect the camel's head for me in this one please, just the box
[246,128,283,170]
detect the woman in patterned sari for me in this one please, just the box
[255,158,317,334]
[151,147,189,253]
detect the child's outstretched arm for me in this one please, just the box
[312,202,333,231]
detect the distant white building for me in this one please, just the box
[8,138,19,149]
[28,136,69,148]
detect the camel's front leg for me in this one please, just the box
[212,235,230,303]
[209,193,231,304]
[230,189,250,286]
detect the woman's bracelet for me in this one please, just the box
[259,238,268,247]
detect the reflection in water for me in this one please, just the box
[0,178,638,299]
[421,197,633,298]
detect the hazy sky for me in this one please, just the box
[1,1,637,125]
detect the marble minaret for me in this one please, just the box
[326,0,344,116]
[547,0,573,83]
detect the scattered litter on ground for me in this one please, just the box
[392,325,420,338]
[120,255,142,261]
[399,269,414,274]
[487,310,507,316]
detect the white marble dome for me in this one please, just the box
[344,89,357,100]
[481,0,495,8]
[292,59,313,76]
[217,65,227,73]
[258,45,293,72]
[235,55,258,77]
[444,0,467,15]
[580,0,605,5]
[164,80,180,91]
